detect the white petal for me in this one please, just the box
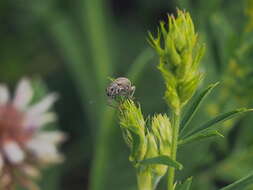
[24,112,57,130]
[26,138,63,164]
[13,78,33,110]
[37,112,57,126]
[0,154,3,173]
[27,93,58,117]
[3,141,25,164]
[34,131,66,144]
[0,84,9,105]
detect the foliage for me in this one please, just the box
[113,9,253,190]
[1,0,253,190]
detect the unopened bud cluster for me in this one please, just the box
[119,100,172,190]
[149,10,205,113]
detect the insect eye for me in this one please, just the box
[110,88,114,92]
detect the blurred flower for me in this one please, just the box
[0,78,65,190]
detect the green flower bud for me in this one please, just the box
[136,114,173,190]
[149,9,205,112]
[118,100,176,190]
[146,133,168,178]
[119,100,147,163]
[145,133,159,158]
[136,133,167,190]
[151,114,172,155]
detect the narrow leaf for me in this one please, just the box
[140,155,183,170]
[175,177,193,190]
[182,108,253,139]
[180,82,219,136]
[220,171,253,190]
[179,130,223,146]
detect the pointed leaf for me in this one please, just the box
[140,155,183,170]
[180,82,219,136]
[220,171,253,190]
[175,177,193,190]
[179,130,223,146]
[182,108,253,139]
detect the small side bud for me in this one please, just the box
[119,100,147,163]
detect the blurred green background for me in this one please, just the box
[1,0,253,189]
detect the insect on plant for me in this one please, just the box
[107,9,253,190]
[106,77,136,107]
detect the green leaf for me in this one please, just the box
[175,177,193,190]
[182,108,253,139]
[180,82,219,136]
[220,171,253,190]
[140,155,183,170]
[179,130,223,146]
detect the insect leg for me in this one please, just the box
[130,86,136,98]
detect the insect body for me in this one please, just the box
[106,77,135,100]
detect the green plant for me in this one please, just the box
[111,9,253,190]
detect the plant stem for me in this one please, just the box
[137,167,153,190]
[167,110,181,190]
